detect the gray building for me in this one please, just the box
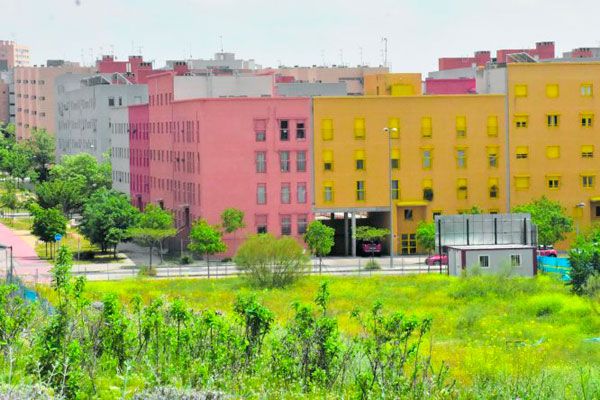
[276,82,347,97]
[166,52,261,71]
[109,106,130,196]
[447,244,537,277]
[55,73,147,162]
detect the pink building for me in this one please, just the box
[0,80,8,122]
[0,40,29,70]
[138,72,312,255]
[96,55,156,84]
[129,104,150,208]
[496,41,554,63]
[424,78,476,94]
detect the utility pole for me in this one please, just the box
[382,37,388,68]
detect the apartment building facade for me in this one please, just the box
[14,62,94,139]
[0,41,29,70]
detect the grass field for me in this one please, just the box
[78,273,600,385]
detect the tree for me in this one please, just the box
[35,177,85,217]
[80,189,139,253]
[569,226,600,294]
[188,219,227,278]
[416,221,435,254]
[221,207,245,250]
[303,220,335,274]
[30,205,68,258]
[354,226,390,259]
[1,144,34,185]
[22,128,55,182]
[0,180,19,221]
[513,196,573,246]
[128,204,177,266]
[234,233,309,288]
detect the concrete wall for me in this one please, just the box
[275,66,389,95]
[109,106,130,196]
[476,67,507,94]
[56,81,147,162]
[428,67,476,80]
[173,75,274,100]
[276,82,346,97]
[448,247,535,276]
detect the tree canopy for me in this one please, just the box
[128,204,177,266]
[30,205,68,245]
[513,197,573,246]
[304,220,335,273]
[415,221,435,254]
[221,208,245,234]
[188,219,227,277]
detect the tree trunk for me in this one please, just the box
[206,252,210,279]
[158,241,164,264]
[149,243,153,268]
[319,256,322,275]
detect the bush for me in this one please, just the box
[234,233,309,288]
[138,265,157,277]
[78,250,95,260]
[179,255,192,265]
[365,259,380,270]
[132,387,228,400]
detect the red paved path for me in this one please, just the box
[0,222,51,283]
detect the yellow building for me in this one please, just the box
[313,62,600,254]
[363,73,422,96]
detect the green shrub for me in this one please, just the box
[527,294,564,317]
[179,255,192,265]
[138,265,157,277]
[365,259,380,270]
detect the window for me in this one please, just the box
[321,118,333,140]
[515,84,527,97]
[581,113,594,127]
[547,114,559,127]
[257,184,267,204]
[280,120,289,140]
[279,151,290,172]
[297,183,307,203]
[391,148,400,169]
[582,175,595,188]
[297,214,308,234]
[546,84,559,98]
[596,206,600,218]
[118,97,123,106]
[401,234,417,255]
[404,209,413,220]
[281,183,291,204]
[547,175,561,189]
[355,149,366,170]
[581,83,593,97]
[296,151,306,172]
[457,178,468,200]
[422,149,432,169]
[388,117,400,138]
[296,121,305,139]
[487,115,499,136]
[546,146,560,159]
[511,254,521,267]
[356,181,365,201]
[489,209,499,214]
[354,118,366,139]
[516,146,529,159]
[322,150,333,171]
[421,117,432,137]
[479,255,490,268]
[256,214,268,233]
[456,116,467,137]
[489,178,499,199]
[515,115,528,128]
[256,152,266,173]
[281,215,292,235]
[515,175,530,190]
[392,180,399,200]
[323,182,334,203]
[487,146,499,168]
[582,145,594,158]
[254,119,266,141]
[108,97,115,107]
[456,148,467,169]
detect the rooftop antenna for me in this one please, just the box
[110,44,114,57]
[131,41,134,54]
[219,35,224,53]
[89,48,93,64]
[321,49,325,66]
[382,37,388,68]
[359,46,363,66]
[339,49,344,66]
[137,46,143,56]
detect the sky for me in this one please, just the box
[3,0,600,74]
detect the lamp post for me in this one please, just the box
[383,127,398,268]
[575,202,586,236]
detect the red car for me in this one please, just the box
[425,254,448,266]
[360,241,382,257]
[537,245,558,257]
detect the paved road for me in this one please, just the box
[0,222,51,283]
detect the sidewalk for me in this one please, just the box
[0,222,51,283]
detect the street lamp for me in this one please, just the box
[576,202,586,236]
[383,127,398,269]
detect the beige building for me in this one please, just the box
[14,61,94,139]
[274,66,389,95]
[0,40,30,70]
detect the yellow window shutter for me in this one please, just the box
[456,116,466,130]
[354,149,365,160]
[391,84,414,96]
[321,119,333,140]
[421,117,432,137]
[486,146,498,155]
[391,148,400,160]
[422,178,433,188]
[516,146,529,155]
[388,118,400,138]
[322,150,333,162]
[487,115,498,135]
[457,178,467,188]
[546,146,560,159]
[488,177,499,187]
[582,145,594,155]
[515,175,530,189]
[354,118,366,138]
[546,84,559,98]
[515,84,527,97]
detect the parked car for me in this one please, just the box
[360,240,382,257]
[537,245,558,257]
[425,254,448,266]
